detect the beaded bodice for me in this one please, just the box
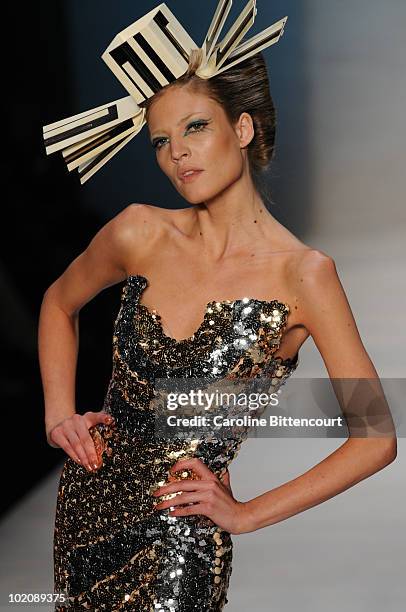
[102,274,300,445]
[110,274,299,376]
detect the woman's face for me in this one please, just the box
[146,85,253,204]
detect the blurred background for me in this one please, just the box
[1,0,404,610]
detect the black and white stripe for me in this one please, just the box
[102,5,197,104]
[203,0,233,60]
[44,105,118,150]
[64,119,135,170]
[43,96,140,156]
[214,0,256,69]
[217,16,288,74]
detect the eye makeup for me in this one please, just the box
[151,118,212,150]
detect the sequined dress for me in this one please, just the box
[54,274,300,611]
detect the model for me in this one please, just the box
[38,2,397,610]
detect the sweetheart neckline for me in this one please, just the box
[125,274,292,346]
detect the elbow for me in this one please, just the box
[41,283,56,304]
[41,281,79,318]
[43,279,59,299]
[387,440,397,463]
[379,438,397,466]
[349,436,398,472]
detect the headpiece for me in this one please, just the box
[42,1,287,184]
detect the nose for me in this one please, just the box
[170,136,190,164]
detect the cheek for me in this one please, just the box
[203,135,243,177]
[184,144,243,204]
[156,154,169,175]
[154,133,243,204]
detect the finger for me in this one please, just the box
[154,492,202,511]
[64,426,95,471]
[49,428,81,464]
[168,503,206,517]
[220,470,230,486]
[63,442,83,466]
[56,428,89,468]
[84,410,115,429]
[220,469,232,493]
[153,479,212,498]
[73,416,101,468]
[170,457,216,480]
[98,411,116,426]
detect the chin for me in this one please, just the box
[177,181,233,205]
[180,191,214,205]
[182,192,209,205]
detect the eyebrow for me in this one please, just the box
[150,111,207,139]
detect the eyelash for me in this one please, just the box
[152,120,210,150]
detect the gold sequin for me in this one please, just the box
[54,274,299,610]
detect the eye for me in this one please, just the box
[151,137,168,150]
[185,120,210,134]
[151,119,210,151]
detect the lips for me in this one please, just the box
[177,168,204,181]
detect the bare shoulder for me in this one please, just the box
[124,203,187,261]
[87,202,151,246]
[43,203,163,315]
[115,202,178,254]
[92,202,177,273]
[288,247,337,300]
[295,247,335,279]
[121,202,162,238]
[84,202,157,265]
[126,204,196,255]
[144,204,195,227]
[279,246,335,324]
[126,202,186,234]
[289,247,351,332]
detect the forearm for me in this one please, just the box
[244,437,397,532]
[38,289,79,444]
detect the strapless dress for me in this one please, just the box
[53,274,300,611]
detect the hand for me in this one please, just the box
[47,411,116,472]
[152,457,252,535]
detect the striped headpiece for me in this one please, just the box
[43,1,287,184]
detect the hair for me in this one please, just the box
[141,48,277,208]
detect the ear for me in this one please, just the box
[235,112,255,149]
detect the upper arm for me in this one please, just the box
[296,250,378,379]
[44,204,148,316]
[296,250,397,450]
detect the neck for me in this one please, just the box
[190,165,277,262]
